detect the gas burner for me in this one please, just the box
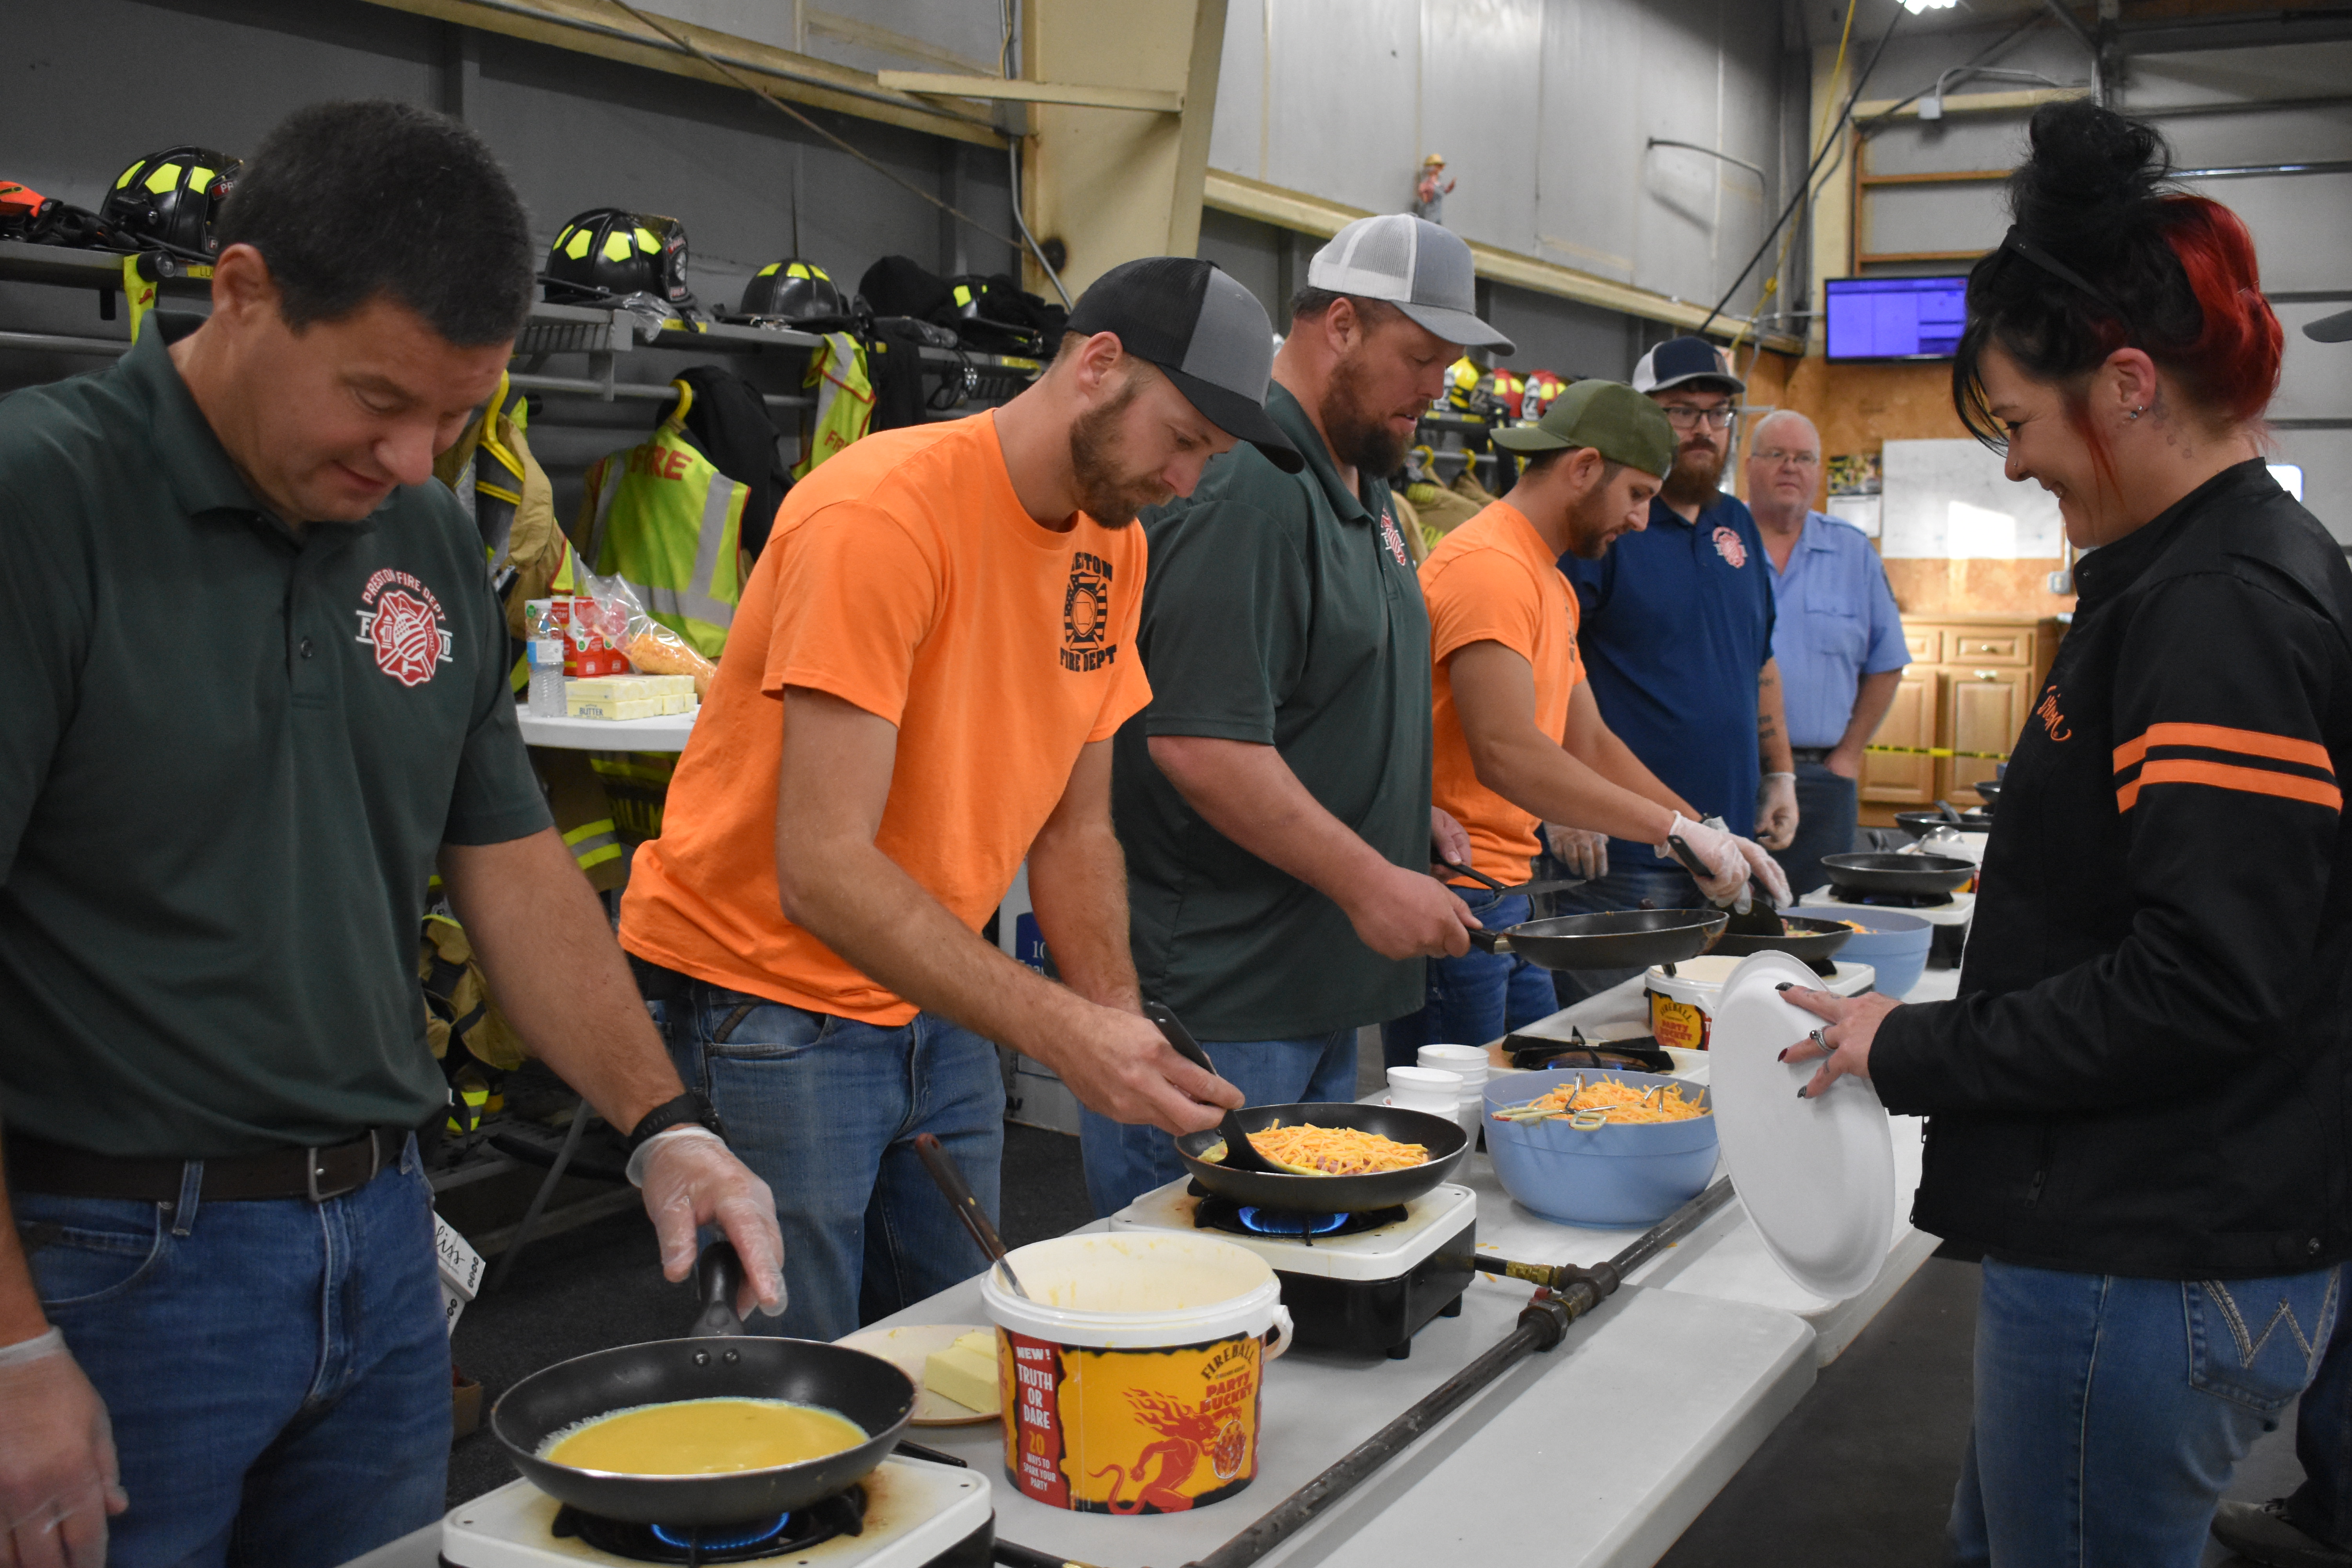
[553,1486,862,1563]
[1192,1197,1408,1241]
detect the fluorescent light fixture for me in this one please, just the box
[2269,463,2305,501]
[1901,0,1960,12]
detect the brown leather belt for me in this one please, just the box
[4,1127,405,1204]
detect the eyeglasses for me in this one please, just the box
[1751,448,1820,468]
[1658,405,1735,430]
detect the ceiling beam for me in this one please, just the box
[876,72,1182,113]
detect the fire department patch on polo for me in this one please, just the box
[355,567,455,687]
[1378,509,1410,568]
[1711,525,1748,569]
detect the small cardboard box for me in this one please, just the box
[435,1214,485,1336]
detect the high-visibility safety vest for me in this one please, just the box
[793,331,874,480]
[578,381,746,659]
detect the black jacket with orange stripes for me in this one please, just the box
[1870,459,2352,1280]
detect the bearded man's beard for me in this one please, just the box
[1318,350,1412,477]
[1660,439,1724,512]
[1067,378,1164,525]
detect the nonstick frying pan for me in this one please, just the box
[1706,913,1858,964]
[1468,908,1728,970]
[492,1244,916,1526]
[1895,808,1993,837]
[1819,852,1977,899]
[1173,1102,1470,1212]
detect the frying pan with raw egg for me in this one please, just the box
[491,1243,917,1525]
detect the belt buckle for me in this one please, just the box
[305,1133,381,1204]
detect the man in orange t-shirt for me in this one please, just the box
[619,258,1299,1337]
[1386,380,1789,1056]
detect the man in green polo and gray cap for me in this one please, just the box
[1082,213,1511,1216]
[1383,380,1790,1056]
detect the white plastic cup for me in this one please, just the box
[1385,1065,1463,1117]
[1417,1044,1490,1080]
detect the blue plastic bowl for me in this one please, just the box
[1794,905,1933,999]
[1481,1069,1718,1229]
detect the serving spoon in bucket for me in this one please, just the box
[1142,1001,1312,1176]
[912,1132,1032,1301]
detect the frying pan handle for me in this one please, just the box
[1466,928,1508,955]
[1143,1000,1217,1076]
[691,1240,749,1338]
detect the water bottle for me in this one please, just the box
[523,599,568,719]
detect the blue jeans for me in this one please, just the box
[1530,862,1706,1008]
[655,984,1004,1341]
[1078,1029,1358,1218]
[2286,1278,2352,1547]
[1381,889,1560,1068]
[1950,1257,2341,1567]
[1771,758,1858,902]
[14,1140,448,1568]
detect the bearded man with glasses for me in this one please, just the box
[1746,409,1909,896]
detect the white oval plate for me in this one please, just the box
[1708,950,1896,1302]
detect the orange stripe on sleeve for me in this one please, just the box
[2116,758,2344,813]
[2113,722,2335,775]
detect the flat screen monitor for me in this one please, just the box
[1825,276,1968,361]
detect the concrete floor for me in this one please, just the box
[444,1116,2309,1566]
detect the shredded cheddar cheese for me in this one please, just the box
[1210,1123,1430,1174]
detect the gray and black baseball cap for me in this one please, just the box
[1065,257,1301,473]
[1306,214,1513,353]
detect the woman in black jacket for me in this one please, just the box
[1784,100,2350,1567]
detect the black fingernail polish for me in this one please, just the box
[1775,982,1793,992]
[1796,1085,1808,1100]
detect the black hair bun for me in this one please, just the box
[2009,98,2174,271]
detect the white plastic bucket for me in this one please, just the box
[980,1233,1292,1515]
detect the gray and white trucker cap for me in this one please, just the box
[1305,213,1513,353]
[1065,256,1301,472]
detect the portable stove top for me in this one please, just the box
[439,1455,992,1568]
[1109,1180,1478,1359]
[1110,1179,1475,1281]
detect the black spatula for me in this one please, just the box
[1667,834,1785,938]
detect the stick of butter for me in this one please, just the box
[921,1328,999,1413]
[566,695,666,720]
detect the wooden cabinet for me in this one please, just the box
[1860,614,2063,815]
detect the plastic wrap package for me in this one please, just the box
[581,570,719,699]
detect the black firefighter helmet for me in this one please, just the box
[100,145,240,259]
[543,208,692,306]
[737,258,851,328]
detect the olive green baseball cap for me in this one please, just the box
[1490,379,1675,479]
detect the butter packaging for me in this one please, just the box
[567,695,666,721]
[567,674,696,704]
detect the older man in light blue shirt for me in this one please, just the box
[1746,410,1908,895]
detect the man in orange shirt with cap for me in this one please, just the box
[619,258,1298,1339]
[1386,381,1791,1055]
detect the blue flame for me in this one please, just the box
[1236,1206,1346,1237]
[649,1513,793,1550]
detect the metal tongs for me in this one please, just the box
[1493,1075,1666,1130]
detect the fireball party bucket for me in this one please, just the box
[980,1233,1292,1515]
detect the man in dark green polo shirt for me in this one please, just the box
[0,102,780,1567]
[1083,215,1512,1215]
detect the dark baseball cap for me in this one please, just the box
[1492,379,1677,478]
[1632,335,1744,395]
[1065,257,1301,472]
[2307,307,2352,344]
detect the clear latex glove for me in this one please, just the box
[1755,771,1800,851]
[1733,832,1793,907]
[1542,824,1610,882]
[631,1127,786,1319]
[1657,813,1755,904]
[0,1331,126,1568]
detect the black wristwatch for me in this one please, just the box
[624,1091,727,1155]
